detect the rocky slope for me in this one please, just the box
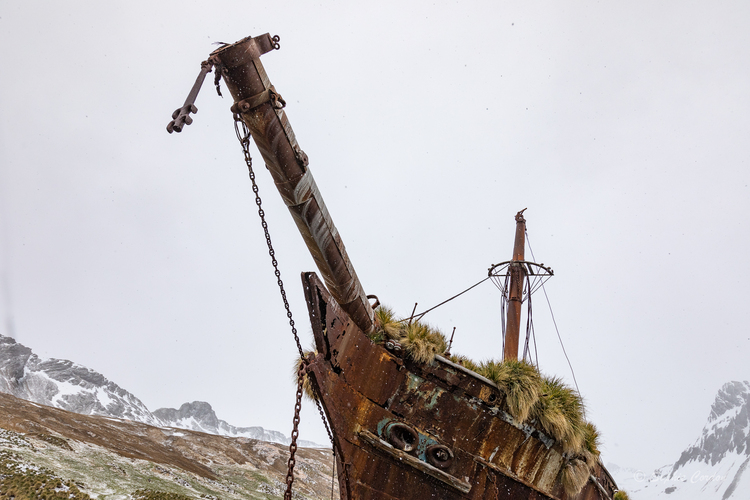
[613,380,750,499]
[0,335,318,447]
[0,391,338,499]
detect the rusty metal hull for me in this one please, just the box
[303,272,617,500]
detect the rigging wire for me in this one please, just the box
[525,231,582,398]
[408,276,491,323]
[500,274,509,356]
[522,277,540,367]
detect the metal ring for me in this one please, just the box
[426,444,454,470]
[385,422,418,453]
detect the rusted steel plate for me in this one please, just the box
[303,272,405,405]
[302,271,618,500]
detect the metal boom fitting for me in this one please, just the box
[168,34,374,333]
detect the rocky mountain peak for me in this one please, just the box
[709,381,750,422]
[0,335,322,448]
[153,401,220,429]
[671,380,750,471]
[611,380,750,499]
[0,335,159,425]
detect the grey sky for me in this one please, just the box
[1,1,748,472]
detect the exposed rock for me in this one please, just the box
[0,335,322,448]
[611,380,750,499]
[0,391,337,499]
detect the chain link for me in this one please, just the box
[233,112,341,499]
[232,114,307,499]
[284,365,305,499]
[232,113,305,360]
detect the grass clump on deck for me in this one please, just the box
[454,357,601,497]
[373,306,402,342]
[560,457,591,498]
[449,354,479,372]
[367,303,602,498]
[530,376,586,454]
[581,421,602,468]
[477,359,541,423]
[400,322,448,364]
[370,306,448,364]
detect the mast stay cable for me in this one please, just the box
[525,232,582,399]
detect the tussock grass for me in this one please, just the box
[364,302,603,498]
[560,458,590,498]
[613,491,631,500]
[370,306,448,364]
[373,306,402,341]
[449,354,479,372]
[0,449,91,500]
[293,351,317,400]
[478,359,541,423]
[581,422,601,468]
[132,490,194,500]
[530,376,586,454]
[400,322,448,364]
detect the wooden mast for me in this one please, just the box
[503,209,527,361]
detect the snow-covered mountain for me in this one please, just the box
[613,380,750,499]
[0,335,320,447]
[153,401,319,447]
[0,335,159,425]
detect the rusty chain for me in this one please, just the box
[233,113,342,500]
[233,113,307,499]
[232,113,305,360]
[488,472,500,500]
[284,365,305,500]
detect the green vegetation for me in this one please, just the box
[371,306,448,364]
[132,489,196,500]
[33,433,73,451]
[531,375,586,454]
[0,419,334,500]
[613,491,631,500]
[373,306,402,342]
[559,457,591,498]
[0,450,91,500]
[399,322,447,364]
[477,359,541,423]
[448,354,479,372]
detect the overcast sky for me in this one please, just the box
[1,1,749,474]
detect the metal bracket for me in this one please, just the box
[230,86,286,114]
[167,59,215,133]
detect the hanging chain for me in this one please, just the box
[232,113,305,360]
[284,365,305,499]
[488,472,500,500]
[232,113,343,499]
[232,113,307,500]
[314,395,333,444]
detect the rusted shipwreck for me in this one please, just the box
[168,34,619,500]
